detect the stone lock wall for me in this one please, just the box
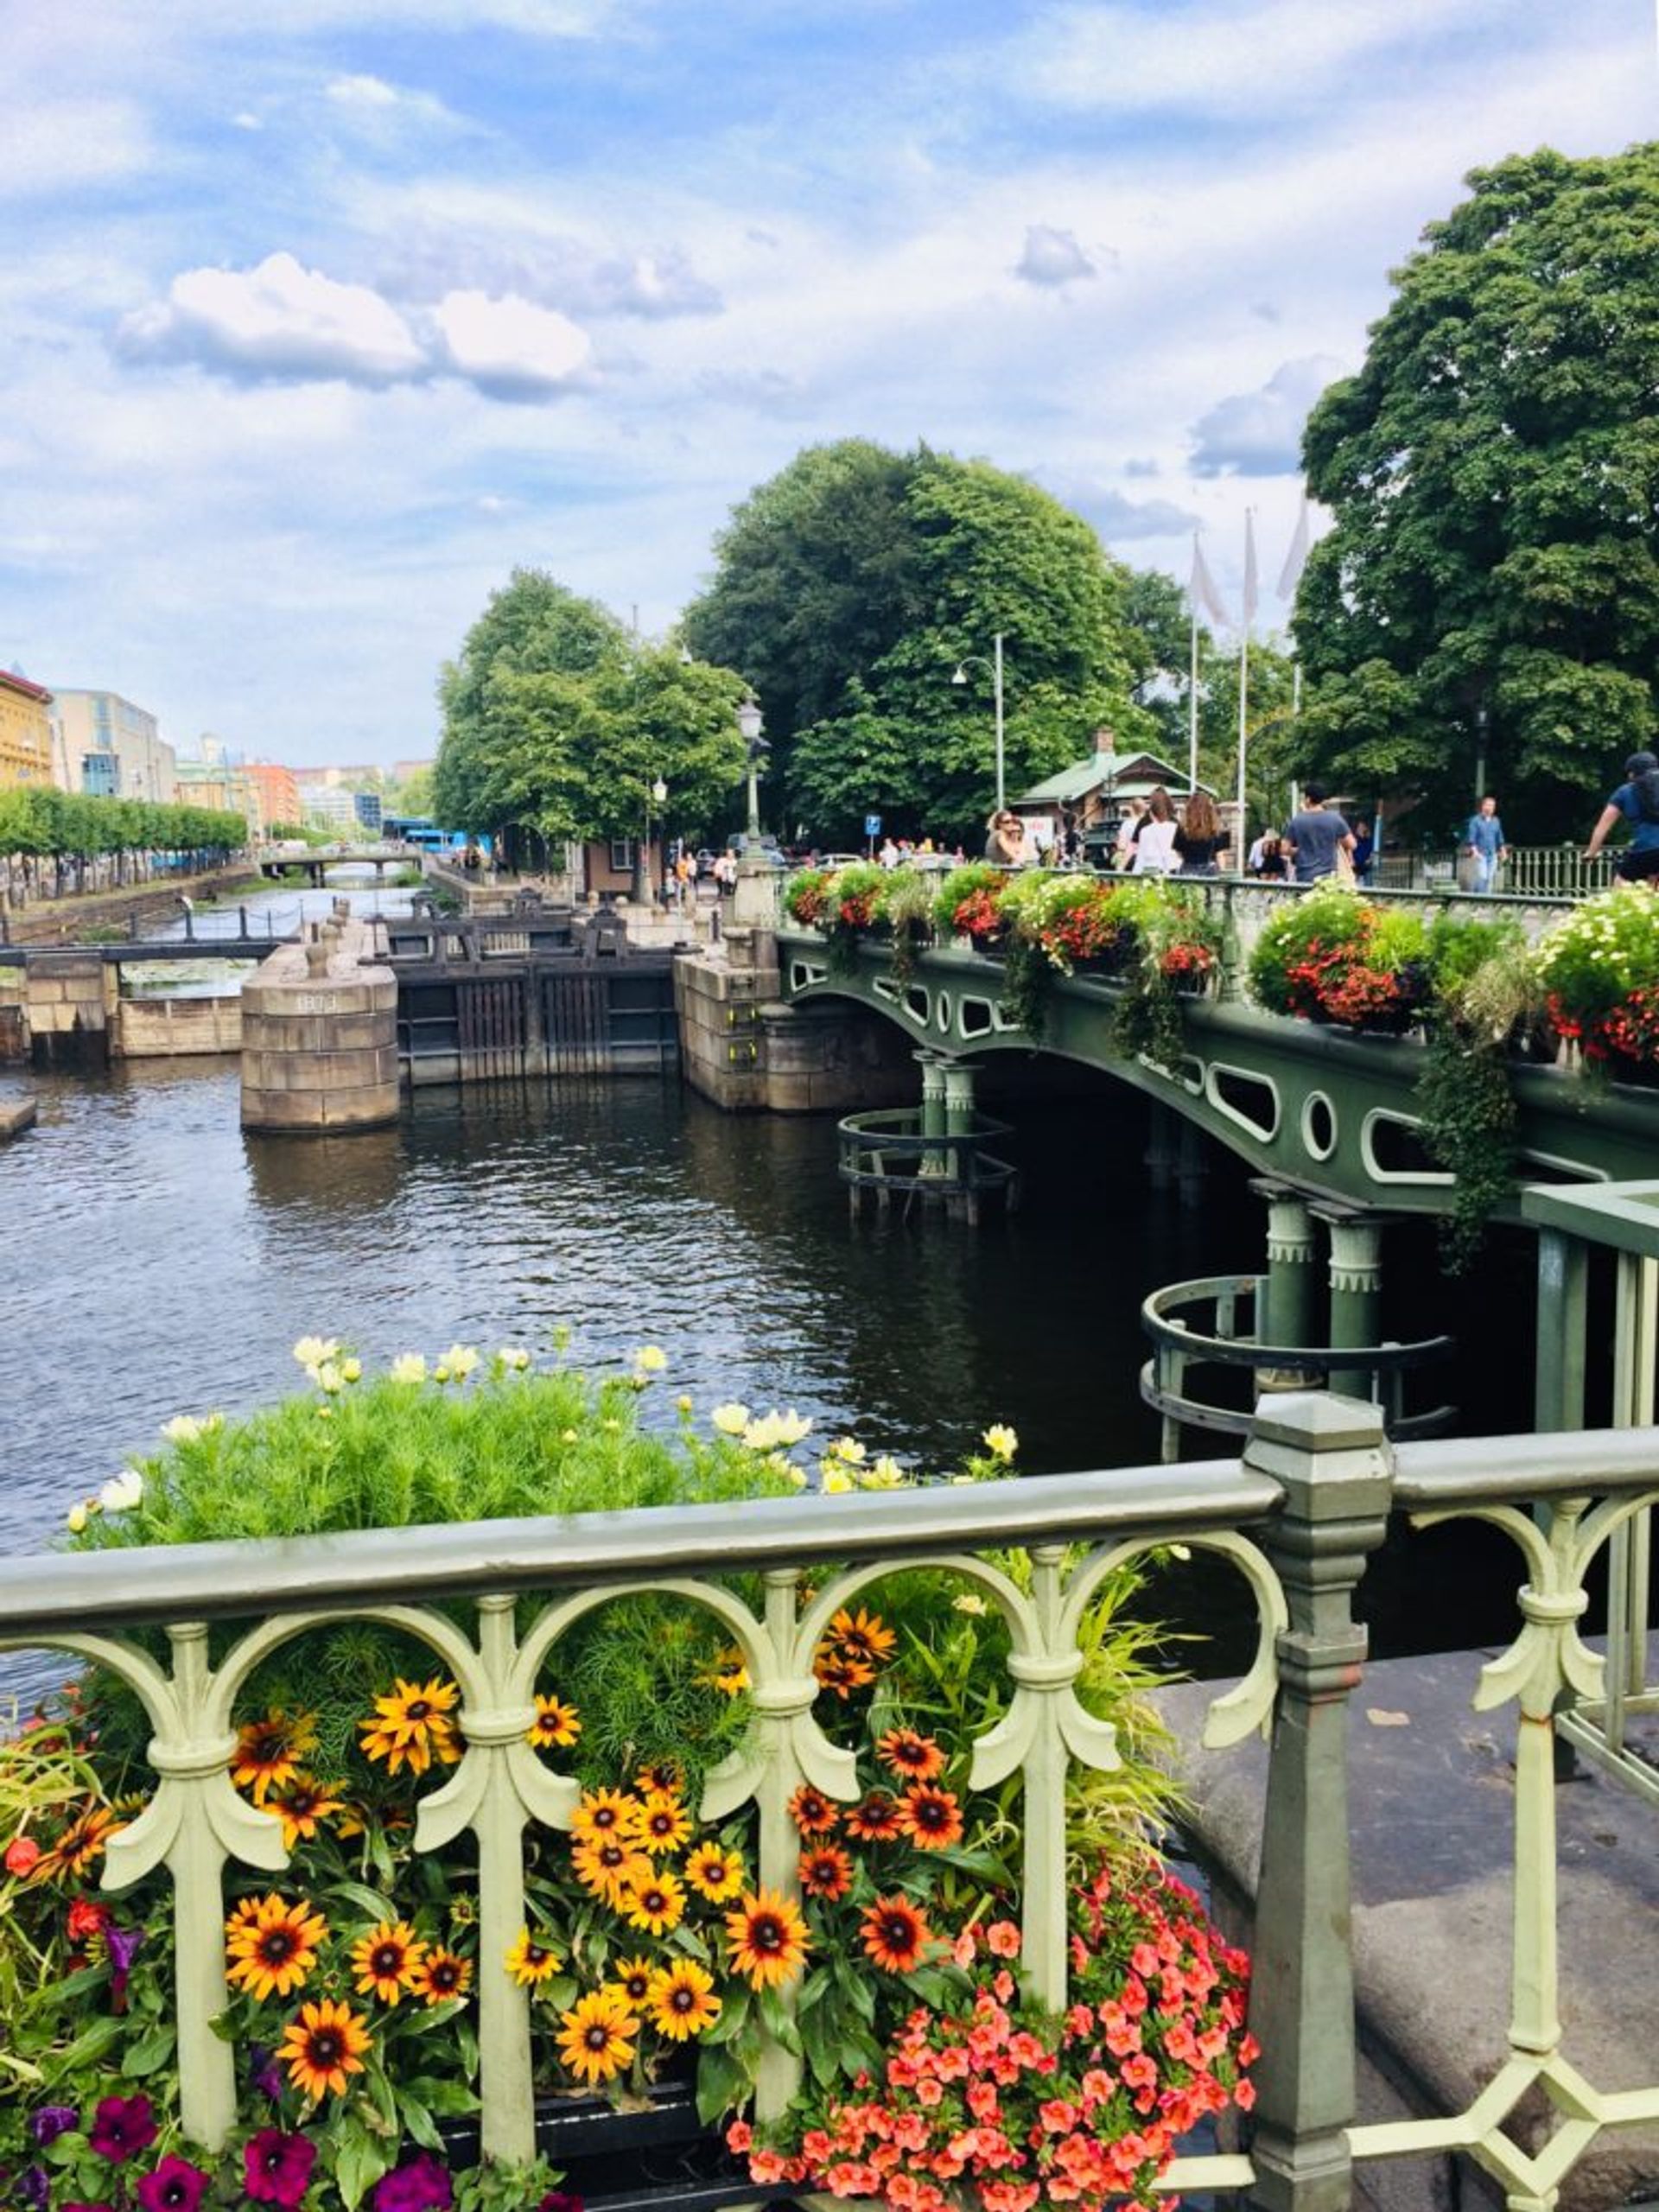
[240,922,399,1133]
[675,932,914,1114]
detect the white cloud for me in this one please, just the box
[432,291,593,397]
[1014,225,1097,287]
[117,252,429,385]
[1190,355,1346,478]
[327,73,402,106]
[372,217,722,320]
[0,99,151,199]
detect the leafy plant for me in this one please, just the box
[931,862,1008,944]
[880,868,935,988]
[1534,884,1659,1072]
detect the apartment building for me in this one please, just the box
[0,671,54,789]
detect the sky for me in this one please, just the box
[3,1,1654,771]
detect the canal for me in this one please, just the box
[1,875,1534,1674]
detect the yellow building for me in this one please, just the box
[0,671,54,789]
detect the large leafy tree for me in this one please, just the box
[433,569,749,849]
[1296,143,1659,836]
[683,442,1155,845]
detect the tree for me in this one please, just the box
[683,442,1156,846]
[433,570,749,851]
[1296,143,1659,836]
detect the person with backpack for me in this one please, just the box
[1584,752,1659,883]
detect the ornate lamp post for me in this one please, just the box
[951,632,1007,815]
[736,696,766,852]
[633,774,668,907]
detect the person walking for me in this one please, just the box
[1463,796,1508,893]
[1583,751,1659,884]
[1283,785,1356,884]
[1173,790,1228,875]
[984,810,1030,868]
[1130,788,1180,875]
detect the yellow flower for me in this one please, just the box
[569,1788,642,1846]
[441,1344,480,1380]
[864,1455,905,1489]
[266,1775,344,1849]
[350,1919,428,2005]
[66,1502,89,1535]
[276,1997,371,2101]
[496,1345,531,1370]
[637,1790,693,1855]
[647,1959,721,2040]
[340,1357,362,1384]
[504,1928,563,1986]
[556,1989,637,2086]
[953,1592,988,1617]
[358,1677,463,1777]
[527,1694,582,1751]
[226,1892,328,2003]
[982,1423,1018,1462]
[710,1402,751,1436]
[389,1354,427,1384]
[632,1345,668,1373]
[828,1436,866,1464]
[622,1864,685,1936]
[684,1842,747,1904]
[821,1466,854,1495]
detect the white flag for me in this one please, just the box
[1188,532,1231,629]
[1277,497,1311,601]
[1241,510,1259,628]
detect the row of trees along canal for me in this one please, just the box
[0,788,248,902]
[436,143,1658,861]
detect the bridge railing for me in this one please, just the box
[2,1401,1656,2206]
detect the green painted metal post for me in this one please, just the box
[916,1048,947,1178]
[1324,1216,1383,1402]
[1243,1393,1393,2212]
[943,1061,978,1223]
[1255,1182,1319,1351]
[1533,1228,1589,1433]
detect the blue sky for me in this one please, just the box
[3,0,1654,768]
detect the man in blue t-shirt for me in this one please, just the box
[1584,751,1659,883]
[1284,785,1356,884]
[1463,796,1508,893]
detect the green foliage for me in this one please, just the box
[931,861,1008,941]
[1533,884,1659,1068]
[683,441,1156,846]
[0,787,245,865]
[1297,144,1659,834]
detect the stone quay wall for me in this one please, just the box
[240,920,398,1133]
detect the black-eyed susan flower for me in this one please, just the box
[349,1919,427,2005]
[276,1997,372,2100]
[504,1929,563,1986]
[410,1948,474,2005]
[647,1959,721,2041]
[555,1990,638,2087]
[569,1789,642,1847]
[844,1790,903,1844]
[622,1864,685,1936]
[828,1606,897,1665]
[31,1803,121,1885]
[358,1678,462,1777]
[700,1647,751,1697]
[527,1694,581,1751]
[636,1792,693,1856]
[606,1955,657,2008]
[860,1895,931,1974]
[875,1727,946,1783]
[226,1894,328,2003]
[634,1762,682,1796]
[231,1710,319,1804]
[724,1889,811,1990]
[571,1835,652,1907]
[812,1649,875,1700]
[266,1777,345,1851]
[798,1843,855,1901]
[683,1842,747,1904]
[895,1783,965,1851]
[786,1783,839,1836]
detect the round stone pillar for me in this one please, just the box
[915,1049,948,1178]
[1325,1215,1385,1402]
[942,1060,977,1138]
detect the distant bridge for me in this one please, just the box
[254,842,417,883]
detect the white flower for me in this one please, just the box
[495,1346,531,1371]
[292,1335,339,1374]
[982,1424,1019,1463]
[822,1466,855,1494]
[863,1454,906,1489]
[99,1470,144,1515]
[632,1344,668,1374]
[442,1344,480,1380]
[772,1408,813,1446]
[711,1402,751,1437]
[953,1592,988,1616]
[389,1353,428,1385]
[827,1435,866,1465]
[162,1415,202,1445]
[315,1362,344,1395]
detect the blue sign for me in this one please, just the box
[865,813,882,836]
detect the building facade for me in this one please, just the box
[0,671,54,789]
[246,762,303,834]
[51,690,177,804]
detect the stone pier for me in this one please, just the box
[240,918,398,1133]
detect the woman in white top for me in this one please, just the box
[1129,788,1179,874]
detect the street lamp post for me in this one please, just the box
[736,696,766,851]
[951,633,1007,815]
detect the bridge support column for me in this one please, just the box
[1145,1100,1180,1192]
[943,1062,980,1224]
[1253,1179,1319,1350]
[1321,1211,1385,1402]
[915,1050,947,1178]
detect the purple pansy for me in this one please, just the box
[88,2095,157,2164]
[30,2107,79,2145]
[248,2045,285,2103]
[243,2128,319,2209]
[105,1923,147,1997]
[136,2157,211,2212]
[371,2152,453,2212]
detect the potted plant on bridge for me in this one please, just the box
[932,862,1012,952]
[1248,887,1428,1035]
[820,861,892,972]
[784,867,835,928]
[1533,883,1659,1084]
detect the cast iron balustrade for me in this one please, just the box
[1,1400,1656,2209]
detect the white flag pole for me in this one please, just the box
[1236,510,1256,855]
[1188,569,1200,797]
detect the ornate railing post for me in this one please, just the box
[1243,1392,1392,2212]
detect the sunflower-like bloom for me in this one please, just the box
[700,1647,751,1697]
[683,1842,747,1904]
[636,1791,693,1856]
[410,1948,474,2005]
[861,1895,931,1974]
[265,1777,344,1851]
[844,1791,903,1843]
[225,1893,328,2003]
[647,1959,721,2041]
[895,1783,965,1851]
[605,1954,658,2008]
[828,1606,897,1665]
[570,1835,652,1908]
[276,1998,372,2101]
[569,1788,643,1847]
[231,1711,319,1804]
[556,1990,639,2086]
[31,1803,122,1885]
[622,1865,685,1936]
[876,1727,946,1783]
[812,1649,876,1700]
[798,1844,855,1901]
[504,1929,563,1986]
[526,1694,581,1751]
[350,1919,428,2005]
[358,1678,462,1777]
[724,1889,811,1990]
[786,1783,840,1837]
[634,1762,682,1796]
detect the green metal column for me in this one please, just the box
[915,1048,947,1178]
[1243,1393,1393,2212]
[1532,1227,1590,1433]
[1324,1214,1383,1402]
[1254,1179,1319,1351]
[943,1062,979,1223]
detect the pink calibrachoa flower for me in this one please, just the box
[88,2095,156,2164]
[243,2128,318,2208]
[135,2157,211,2212]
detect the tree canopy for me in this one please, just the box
[432,570,750,848]
[683,442,1156,845]
[1296,143,1659,836]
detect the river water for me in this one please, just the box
[1,875,1531,1669]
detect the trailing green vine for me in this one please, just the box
[1415,1025,1520,1274]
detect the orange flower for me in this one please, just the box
[556,1990,638,2086]
[724,1889,812,1989]
[31,1803,121,1885]
[896,1783,964,1851]
[410,1948,474,2005]
[647,1959,721,2041]
[683,1842,747,1903]
[526,1694,581,1751]
[504,1929,563,1986]
[622,1864,685,1936]
[276,1997,372,2100]
[861,1895,931,1974]
[813,1649,876,1700]
[635,1761,683,1796]
[350,1919,427,2005]
[571,1835,652,1907]
[358,1678,462,1777]
[844,1791,902,1843]
[231,1710,319,1803]
[828,1606,897,1664]
[636,1791,693,1856]
[569,1788,642,1847]
[226,1893,328,2002]
[265,1776,344,1850]
[875,1728,945,1783]
[798,1844,855,1901]
[787,1783,840,1836]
